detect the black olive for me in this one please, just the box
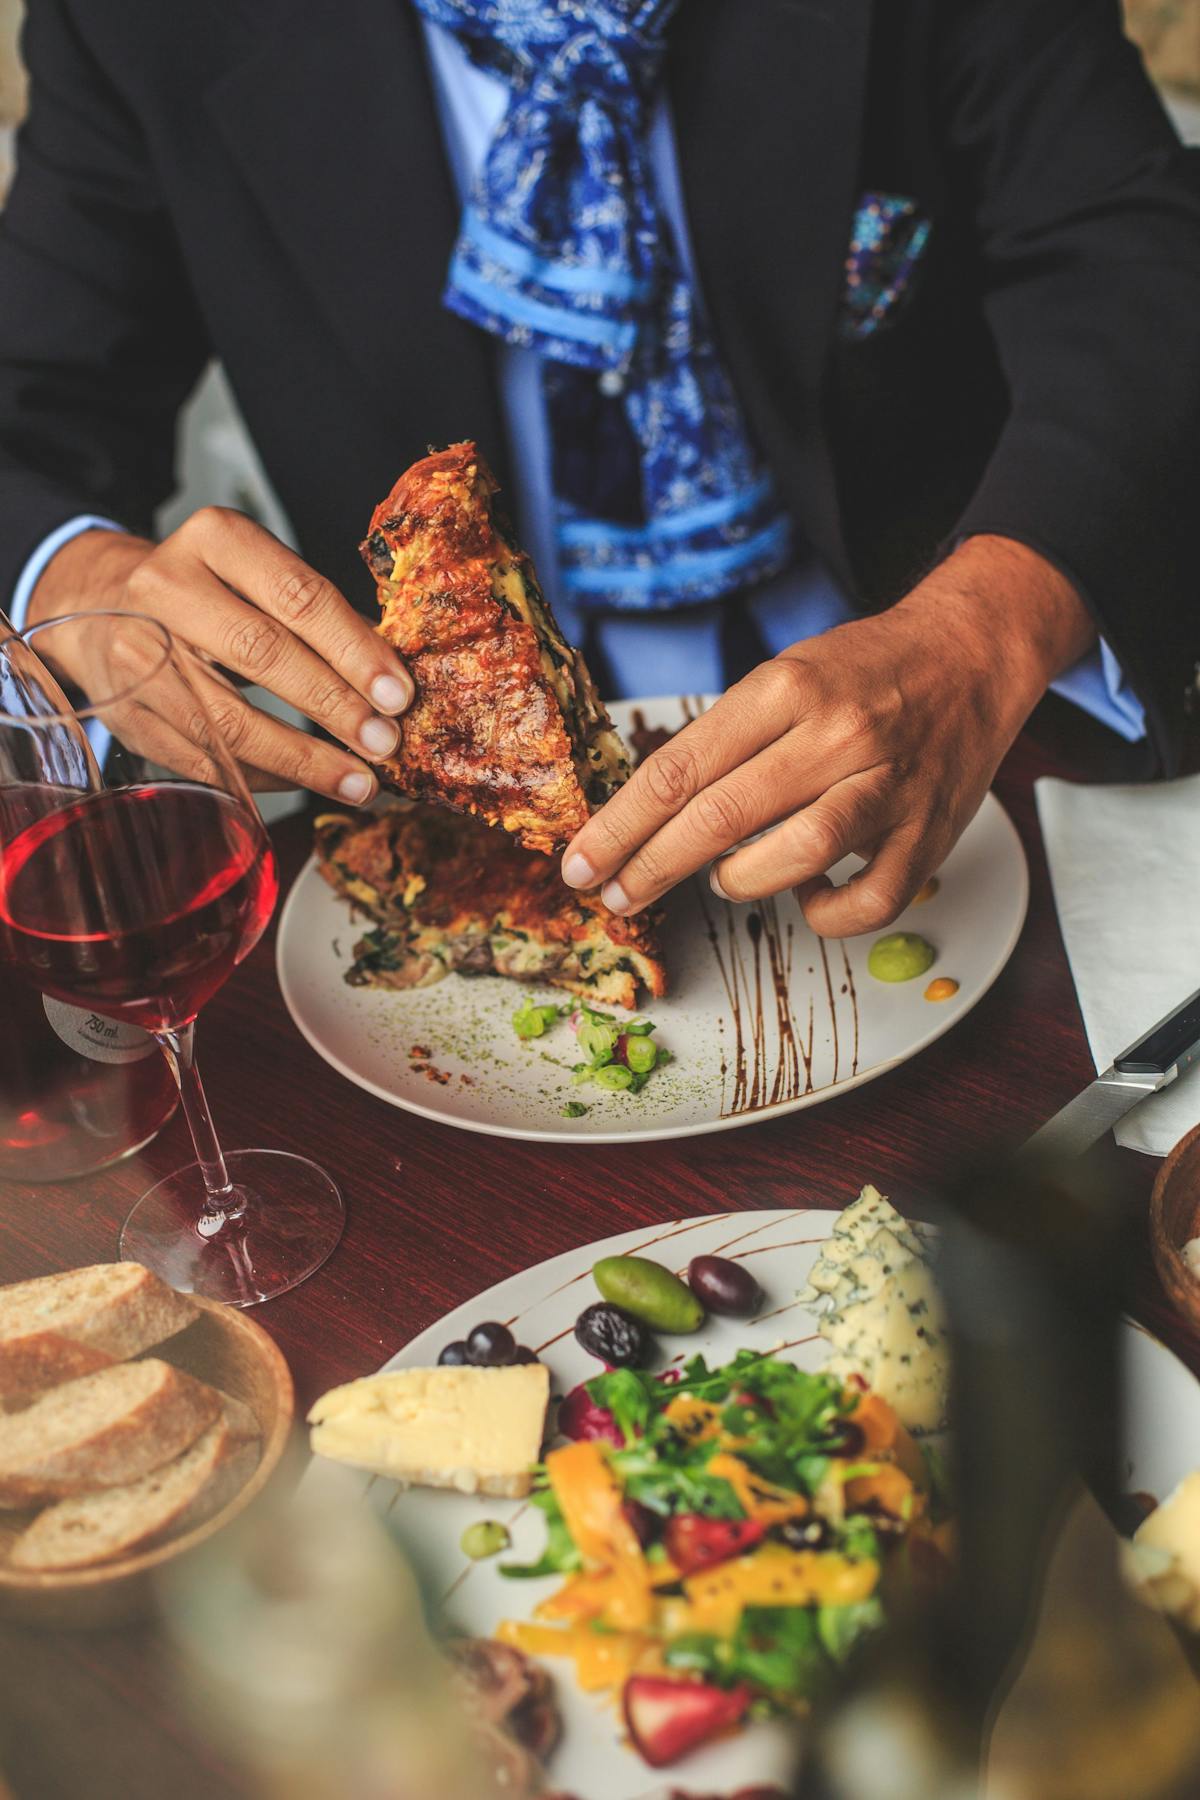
[622,1500,660,1548]
[466,1321,517,1366]
[574,1302,651,1368]
[438,1340,470,1366]
[823,1420,866,1457]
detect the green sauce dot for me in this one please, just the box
[867,933,936,983]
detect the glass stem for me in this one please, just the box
[156,1022,244,1226]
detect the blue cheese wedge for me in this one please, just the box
[803,1184,924,1309]
[821,1259,948,1434]
[308,1364,550,1499]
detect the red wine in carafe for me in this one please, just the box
[0,786,176,1182]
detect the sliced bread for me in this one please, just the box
[9,1402,262,1572]
[0,1358,220,1508]
[0,1264,198,1405]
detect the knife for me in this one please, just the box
[1023,986,1200,1160]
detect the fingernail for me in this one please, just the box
[337,769,374,806]
[562,851,597,889]
[360,715,401,757]
[601,878,630,914]
[710,865,731,900]
[371,672,412,714]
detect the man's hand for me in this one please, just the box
[561,537,1096,938]
[29,511,412,804]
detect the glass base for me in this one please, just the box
[119,1148,344,1307]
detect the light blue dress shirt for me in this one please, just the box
[10,16,1146,743]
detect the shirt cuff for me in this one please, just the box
[9,515,126,632]
[1050,638,1147,744]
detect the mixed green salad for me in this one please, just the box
[495,1349,952,1769]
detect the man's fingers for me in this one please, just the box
[127,554,404,766]
[797,833,931,939]
[710,770,892,905]
[181,508,413,715]
[562,663,810,889]
[190,669,379,804]
[585,732,865,915]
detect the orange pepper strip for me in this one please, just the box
[844,1463,922,1521]
[546,1441,643,1564]
[706,1452,809,1524]
[850,1393,928,1490]
[544,1440,653,1629]
[682,1546,879,1636]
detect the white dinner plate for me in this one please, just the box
[339,1207,1199,1800]
[276,696,1029,1144]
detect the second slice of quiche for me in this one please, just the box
[360,442,629,856]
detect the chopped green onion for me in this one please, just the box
[578,1020,620,1064]
[512,1001,566,1040]
[592,1063,635,1091]
[562,1100,590,1118]
[624,1035,658,1075]
[624,1018,656,1036]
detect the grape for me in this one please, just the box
[466,1321,517,1366]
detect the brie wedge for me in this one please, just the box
[308,1363,550,1499]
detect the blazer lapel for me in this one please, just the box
[669,0,873,586]
[204,0,509,478]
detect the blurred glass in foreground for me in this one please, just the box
[798,1150,1200,1800]
[160,1460,515,1800]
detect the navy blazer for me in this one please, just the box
[1,0,1198,768]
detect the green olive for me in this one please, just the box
[460,1520,511,1561]
[867,932,937,984]
[593,1254,705,1333]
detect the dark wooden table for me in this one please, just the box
[1,720,1194,1800]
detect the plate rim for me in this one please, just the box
[275,701,1030,1143]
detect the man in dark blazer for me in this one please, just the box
[1,0,1198,934]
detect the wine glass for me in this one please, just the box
[0,611,343,1305]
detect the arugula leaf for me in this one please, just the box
[585,1368,657,1445]
[837,1514,882,1562]
[816,1597,885,1666]
[730,1606,832,1701]
[499,1488,581,1579]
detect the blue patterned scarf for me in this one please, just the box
[412,0,794,612]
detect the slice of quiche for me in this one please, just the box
[360,442,629,856]
[315,804,666,1011]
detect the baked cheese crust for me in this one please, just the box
[360,442,630,856]
[315,804,667,1011]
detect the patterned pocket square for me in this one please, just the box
[839,191,932,341]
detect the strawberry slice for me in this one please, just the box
[664,1513,765,1576]
[623,1675,753,1768]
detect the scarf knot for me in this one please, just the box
[415,0,795,611]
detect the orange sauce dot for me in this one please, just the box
[913,877,940,905]
[924,977,959,1003]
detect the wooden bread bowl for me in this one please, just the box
[1150,1122,1200,1335]
[0,1295,294,1628]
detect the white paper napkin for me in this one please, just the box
[1035,772,1200,1157]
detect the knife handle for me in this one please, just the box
[1113,987,1200,1077]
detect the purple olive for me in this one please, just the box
[687,1255,764,1318]
[466,1321,517,1366]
